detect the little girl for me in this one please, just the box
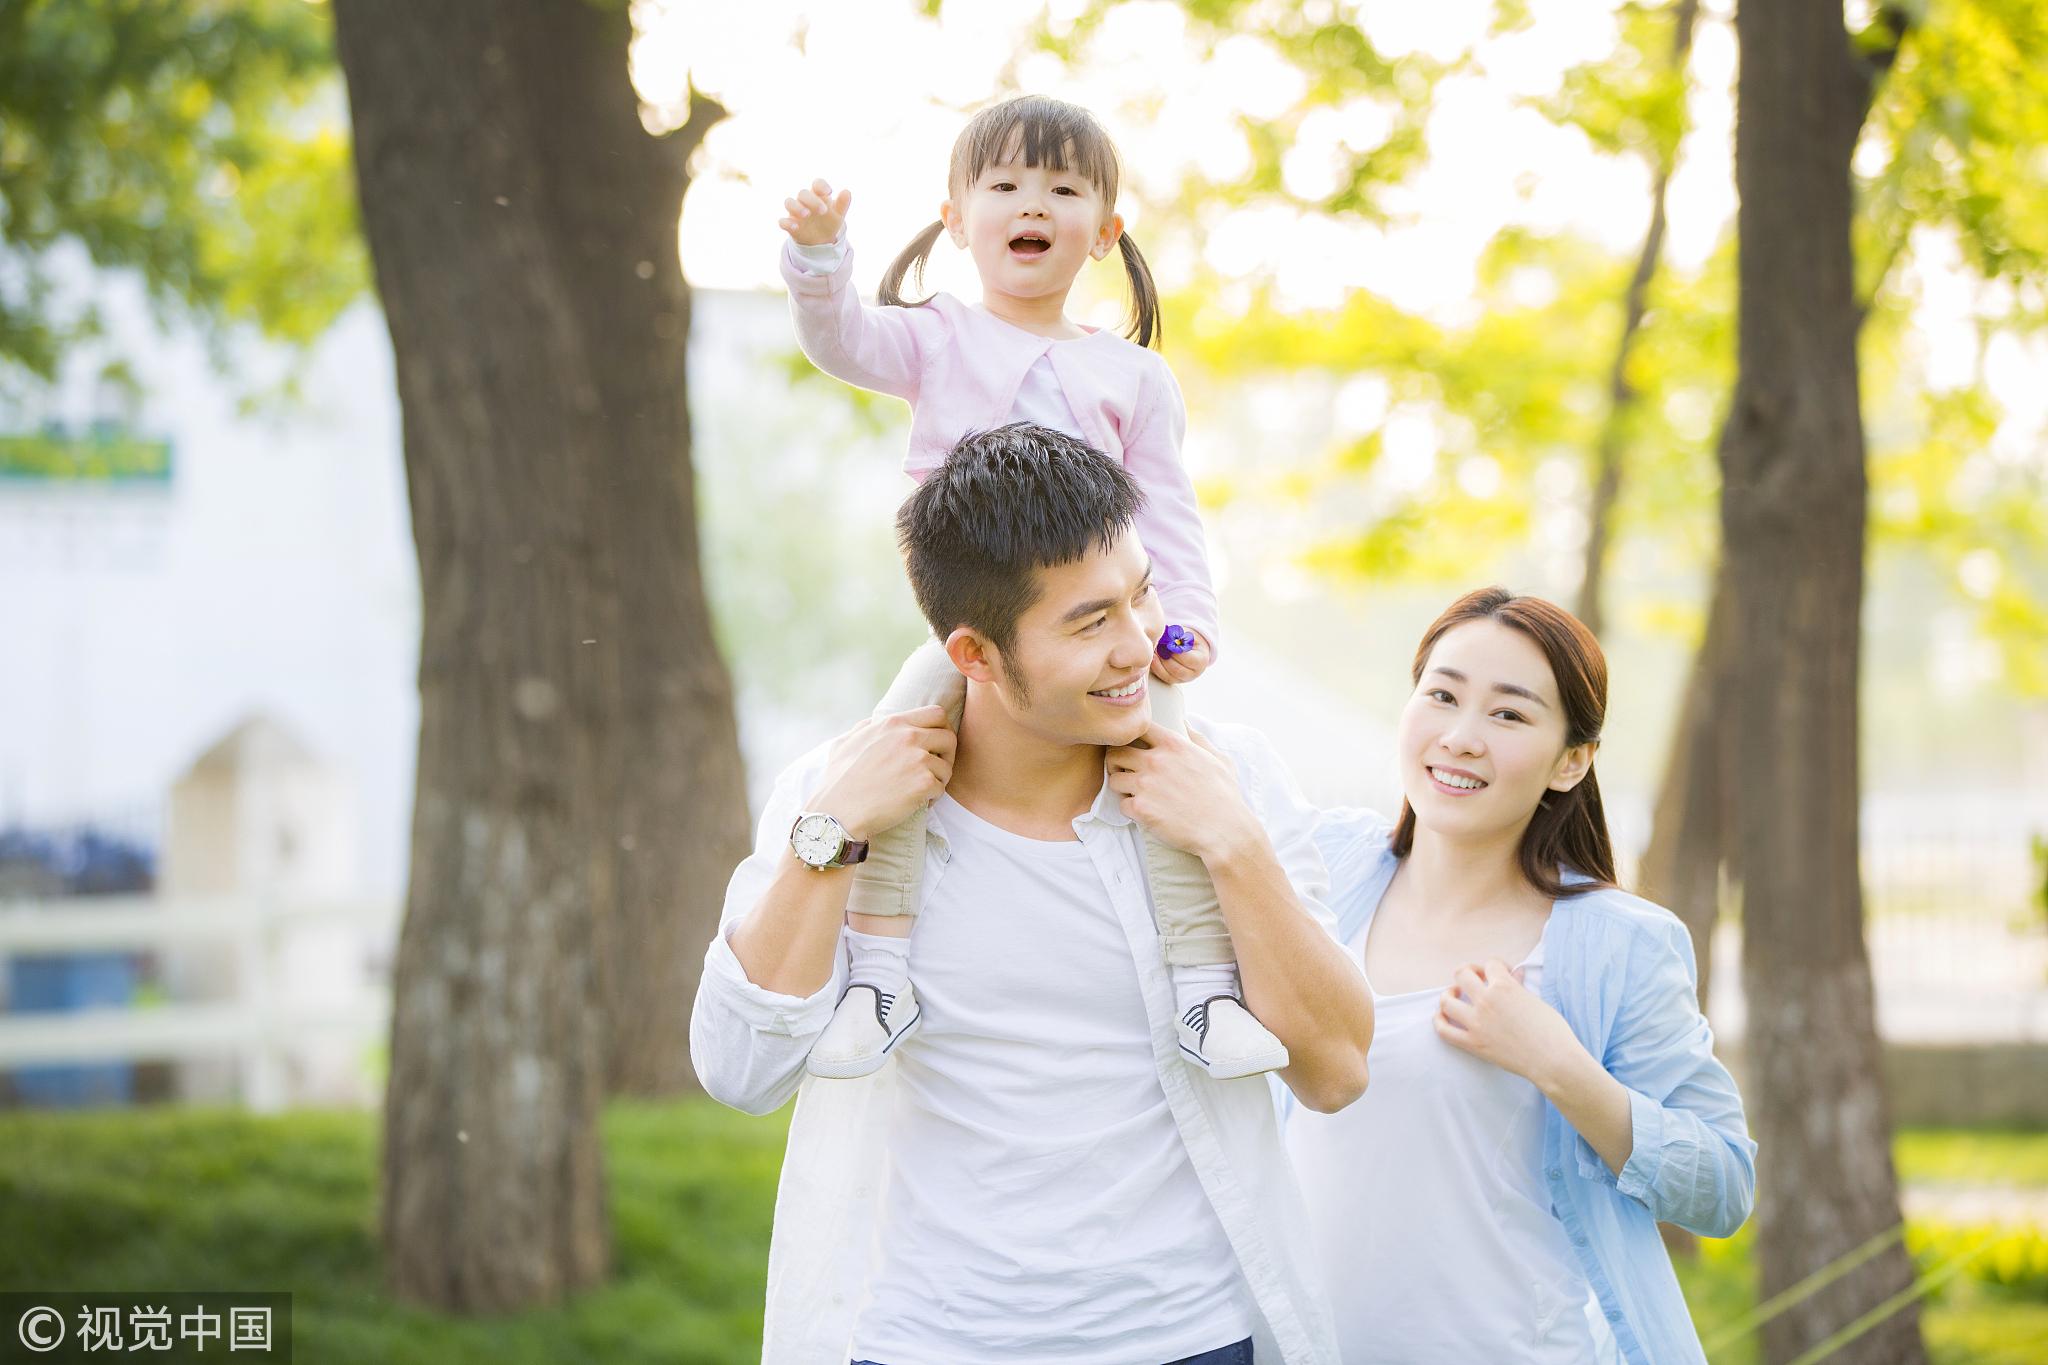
[777,94,1287,1083]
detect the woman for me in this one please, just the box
[1287,587,1755,1364]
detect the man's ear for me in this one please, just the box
[945,626,999,685]
[940,199,967,249]
[1549,739,1598,793]
[1091,210,1125,261]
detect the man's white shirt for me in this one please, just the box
[689,718,1350,1365]
[854,790,1254,1362]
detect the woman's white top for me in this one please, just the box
[1285,917,1612,1363]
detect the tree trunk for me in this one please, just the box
[1576,0,1700,639]
[1725,2,1924,1360]
[333,0,749,1311]
[1638,574,1733,1263]
[1638,574,1732,1007]
[1619,6,1729,1263]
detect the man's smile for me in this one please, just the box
[1089,675,1146,705]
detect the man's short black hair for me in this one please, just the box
[897,423,1146,657]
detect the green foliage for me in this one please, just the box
[1911,1220,2048,1300]
[1921,1294,2048,1365]
[1860,0,2048,318]
[777,346,905,441]
[0,428,171,480]
[2034,836,2048,925]
[1038,0,1726,607]
[6,1106,2048,1361]
[1846,0,2048,692]
[0,0,366,396]
[1041,0,1446,224]
[1159,223,1734,591]
[1897,1128,2048,1188]
[1682,1218,2048,1364]
[1533,1,1692,165]
[0,1101,790,1363]
[1048,0,2048,683]
[1864,359,2048,694]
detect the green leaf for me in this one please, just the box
[0,0,368,394]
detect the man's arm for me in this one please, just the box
[689,706,956,1114]
[1207,820,1373,1113]
[726,851,862,998]
[725,706,956,993]
[688,752,846,1115]
[1106,721,1373,1113]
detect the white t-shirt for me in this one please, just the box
[1010,350,1089,436]
[850,793,1256,1364]
[1285,926,1609,1363]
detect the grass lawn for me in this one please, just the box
[4,1103,2046,1362]
[1,1102,788,1364]
[1896,1129,2048,1190]
[1677,1225,2048,1365]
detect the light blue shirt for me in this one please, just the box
[1310,810,1758,1365]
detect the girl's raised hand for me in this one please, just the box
[1149,629,1212,685]
[780,178,852,247]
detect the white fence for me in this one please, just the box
[0,894,397,1111]
[2,790,2043,1110]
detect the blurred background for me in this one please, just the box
[2,0,2044,1361]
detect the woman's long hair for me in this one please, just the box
[878,94,1162,349]
[1390,587,1617,898]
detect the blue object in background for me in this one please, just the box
[1,822,155,1107]
[7,954,140,1105]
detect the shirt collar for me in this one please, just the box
[922,768,1134,848]
[1075,770,1134,829]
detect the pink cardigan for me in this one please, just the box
[781,238,1221,653]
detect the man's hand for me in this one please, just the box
[779,178,852,247]
[1104,723,1260,865]
[806,705,956,840]
[1149,629,1213,685]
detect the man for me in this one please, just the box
[690,424,1374,1364]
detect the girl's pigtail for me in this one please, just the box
[1117,232,1162,350]
[879,220,947,308]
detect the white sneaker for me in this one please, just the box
[806,983,922,1080]
[1179,995,1289,1079]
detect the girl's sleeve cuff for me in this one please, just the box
[784,234,849,278]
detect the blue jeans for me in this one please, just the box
[854,1339,1252,1365]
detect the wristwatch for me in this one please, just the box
[789,811,870,871]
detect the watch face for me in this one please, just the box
[792,813,843,867]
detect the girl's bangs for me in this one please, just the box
[958,99,1119,196]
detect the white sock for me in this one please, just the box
[1172,961,1240,1020]
[846,928,913,999]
